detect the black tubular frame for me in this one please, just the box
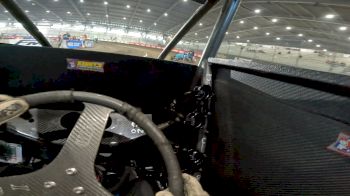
[0,0,52,47]
[158,0,219,59]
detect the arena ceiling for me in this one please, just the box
[1,0,350,53]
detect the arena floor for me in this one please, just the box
[78,41,198,65]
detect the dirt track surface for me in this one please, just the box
[78,41,198,65]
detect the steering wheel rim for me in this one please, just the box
[0,91,184,196]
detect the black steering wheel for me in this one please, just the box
[0,91,184,196]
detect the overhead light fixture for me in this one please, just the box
[164,13,168,16]
[4,10,8,13]
[265,32,270,35]
[247,40,250,42]
[236,35,240,39]
[183,0,188,2]
[276,37,281,40]
[147,8,151,12]
[104,1,108,5]
[54,0,59,2]
[298,33,303,37]
[339,26,347,31]
[271,18,278,23]
[206,36,209,39]
[196,41,199,43]
[225,32,228,35]
[86,13,90,16]
[308,39,313,42]
[67,11,71,14]
[195,33,198,35]
[325,14,335,19]
[80,0,84,3]
[105,14,109,18]
[126,5,130,8]
[153,22,157,26]
[316,44,321,47]
[139,20,143,23]
[123,17,126,20]
[286,26,292,30]
[46,10,50,13]
[199,22,203,26]
[323,49,327,52]
[254,9,261,14]
[25,10,29,13]
[239,20,244,24]
[253,26,258,30]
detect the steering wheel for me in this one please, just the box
[0,91,184,196]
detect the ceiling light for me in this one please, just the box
[308,39,313,42]
[4,10,8,13]
[164,13,168,16]
[104,1,108,5]
[339,26,347,31]
[236,36,240,39]
[199,22,203,26]
[54,0,59,2]
[271,18,278,23]
[265,32,270,35]
[105,14,109,18]
[86,13,90,16]
[139,20,143,23]
[298,33,303,37]
[316,44,321,47]
[80,0,84,3]
[31,3,35,6]
[195,33,198,35]
[225,32,228,35]
[323,49,327,52]
[126,5,130,8]
[206,36,209,38]
[239,20,244,24]
[183,0,188,2]
[247,40,250,42]
[67,11,71,14]
[286,26,292,30]
[46,10,50,13]
[153,22,157,26]
[25,10,29,13]
[276,37,281,40]
[123,17,126,20]
[196,41,199,43]
[254,9,261,14]
[325,14,335,19]
[253,26,258,30]
[147,8,151,12]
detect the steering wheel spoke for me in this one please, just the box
[0,103,113,196]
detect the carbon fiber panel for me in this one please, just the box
[213,67,350,195]
[0,103,113,196]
